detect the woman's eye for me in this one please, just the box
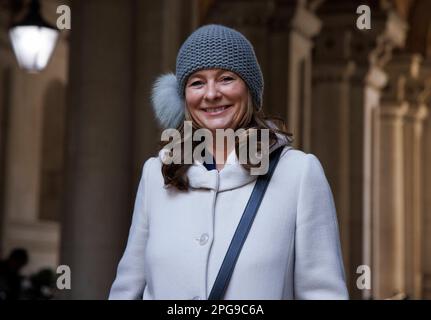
[190,81,203,87]
[221,77,234,82]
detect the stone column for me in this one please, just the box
[424,116,431,298]
[313,1,407,299]
[61,0,135,299]
[62,0,198,299]
[419,60,431,299]
[0,7,12,258]
[0,0,68,274]
[372,53,429,300]
[373,53,422,299]
[404,100,428,299]
[394,54,428,299]
[373,93,408,299]
[364,8,408,300]
[313,7,358,297]
[268,1,321,151]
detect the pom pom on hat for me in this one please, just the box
[151,73,185,129]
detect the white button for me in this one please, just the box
[192,296,201,300]
[199,233,209,245]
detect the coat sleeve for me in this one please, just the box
[293,154,349,299]
[108,159,152,300]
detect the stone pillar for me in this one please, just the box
[0,0,68,274]
[374,92,407,299]
[364,8,408,300]
[373,53,426,299]
[0,7,12,258]
[393,54,428,299]
[61,0,135,299]
[313,1,407,299]
[363,64,389,300]
[313,7,358,297]
[371,53,429,300]
[404,99,428,299]
[268,1,321,151]
[420,60,431,299]
[425,126,431,297]
[0,5,11,258]
[62,0,197,299]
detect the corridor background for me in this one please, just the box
[0,0,430,299]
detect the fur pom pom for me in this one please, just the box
[151,73,185,129]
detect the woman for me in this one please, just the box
[109,24,348,300]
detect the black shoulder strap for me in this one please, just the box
[208,146,284,300]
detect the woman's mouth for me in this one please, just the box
[203,105,232,115]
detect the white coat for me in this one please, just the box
[109,137,349,300]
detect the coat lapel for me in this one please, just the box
[158,134,290,192]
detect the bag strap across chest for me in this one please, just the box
[208,146,284,300]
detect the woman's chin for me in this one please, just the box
[202,120,234,132]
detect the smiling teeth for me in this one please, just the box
[206,106,228,112]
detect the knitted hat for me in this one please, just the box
[151,24,264,129]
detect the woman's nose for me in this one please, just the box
[204,81,221,101]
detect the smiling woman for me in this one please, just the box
[185,69,249,134]
[183,68,254,171]
[109,24,348,300]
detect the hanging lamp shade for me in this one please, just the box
[9,0,59,73]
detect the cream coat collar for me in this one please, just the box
[158,134,290,192]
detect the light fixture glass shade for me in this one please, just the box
[9,25,59,73]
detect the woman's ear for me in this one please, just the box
[151,73,185,129]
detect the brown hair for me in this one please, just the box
[159,94,293,191]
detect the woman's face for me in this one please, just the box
[185,69,248,133]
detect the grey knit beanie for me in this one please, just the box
[151,24,264,129]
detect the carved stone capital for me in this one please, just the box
[315,3,407,69]
[268,1,321,35]
[405,104,429,123]
[382,53,430,109]
[366,65,388,90]
[379,101,409,120]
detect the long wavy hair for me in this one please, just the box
[159,93,293,191]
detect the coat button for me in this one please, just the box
[199,233,209,245]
